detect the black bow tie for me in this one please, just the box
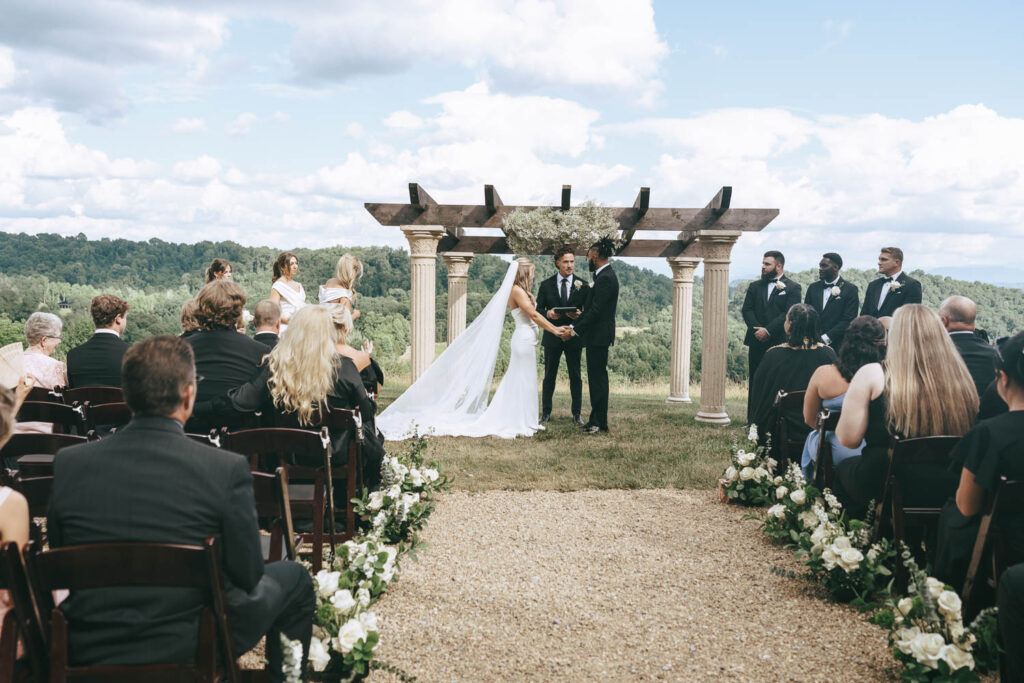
[884,276,895,282]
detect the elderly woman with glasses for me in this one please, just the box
[17,311,67,433]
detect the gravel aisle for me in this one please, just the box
[369,489,898,682]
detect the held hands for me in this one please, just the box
[753,327,769,342]
[555,326,573,341]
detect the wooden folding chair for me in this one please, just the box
[7,475,53,547]
[771,390,807,471]
[252,468,297,563]
[223,427,336,571]
[79,402,132,434]
[0,433,88,478]
[25,386,64,404]
[186,429,225,449]
[812,409,841,489]
[26,538,241,683]
[15,402,84,435]
[0,541,47,683]
[961,477,1024,614]
[319,407,364,535]
[60,387,124,407]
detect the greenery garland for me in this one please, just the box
[501,201,620,255]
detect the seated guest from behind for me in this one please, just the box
[1,382,33,636]
[319,253,362,320]
[253,299,282,350]
[229,305,384,489]
[934,330,1024,592]
[187,280,267,429]
[747,303,837,443]
[47,336,313,679]
[66,294,130,388]
[179,298,200,338]
[939,295,999,400]
[835,304,978,519]
[17,311,67,434]
[205,257,232,283]
[800,316,886,480]
[327,303,383,398]
[999,563,1024,682]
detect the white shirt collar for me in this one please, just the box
[887,270,903,282]
[558,273,572,285]
[824,277,839,286]
[595,263,610,277]
[94,328,121,337]
[948,330,975,336]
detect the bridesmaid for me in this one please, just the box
[269,251,306,333]
[205,258,232,283]
[319,253,362,321]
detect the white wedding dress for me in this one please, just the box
[377,261,544,440]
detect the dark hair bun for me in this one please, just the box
[591,237,615,259]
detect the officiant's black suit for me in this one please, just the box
[571,265,618,431]
[47,416,314,676]
[535,272,589,418]
[860,272,922,318]
[66,332,131,387]
[741,275,802,387]
[804,278,859,349]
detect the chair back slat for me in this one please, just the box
[813,409,839,489]
[61,386,124,407]
[16,401,83,434]
[26,386,64,403]
[32,543,211,591]
[0,541,47,679]
[9,475,53,518]
[0,433,86,475]
[772,390,808,471]
[962,478,1024,611]
[82,402,133,433]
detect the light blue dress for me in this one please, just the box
[800,393,865,481]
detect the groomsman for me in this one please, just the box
[803,252,859,348]
[741,251,802,402]
[861,247,922,318]
[535,246,589,425]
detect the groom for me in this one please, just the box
[536,246,589,425]
[560,239,619,434]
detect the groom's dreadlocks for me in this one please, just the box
[590,237,615,260]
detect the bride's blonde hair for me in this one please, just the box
[513,258,535,303]
[267,305,340,425]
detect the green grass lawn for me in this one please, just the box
[379,385,748,492]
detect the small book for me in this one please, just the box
[551,306,579,314]
[0,342,24,390]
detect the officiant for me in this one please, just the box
[536,246,590,425]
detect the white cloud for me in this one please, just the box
[0,47,15,88]
[171,117,206,133]
[172,155,222,183]
[345,122,364,138]
[227,112,258,136]
[383,110,423,131]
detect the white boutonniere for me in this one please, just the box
[889,280,903,291]
[774,280,786,292]
[589,281,595,289]
[830,285,842,298]
[573,280,583,291]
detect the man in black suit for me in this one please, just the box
[803,252,859,349]
[741,250,802,404]
[562,239,619,434]
[860,246,922,318]
[48,336,313,680]
[66,293,132,387]
[253,299,282,350]
[939,295,999,398]
[535,246,589,425]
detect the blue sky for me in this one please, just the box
[1,0,1023,281]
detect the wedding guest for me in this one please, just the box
[741,251,803,412]
[16,312,68,433]
[835,305,977,519]
[269,252,306,333]
[934,330,1024,593]
[999,563,1024,682]
[205,258,232,283]
[800,316,886,480]
[66,294,130,388]
[48,336,313,679]
[318,253,362,321]
[803,252,859,348]
[179,299,199,338]
[0,382,32,643]
[327,304,383,398]
[253,299,282,350]
[187,280,267,430]
[227,306,384,489]
[939,295,999,399]
[747,304,836,443]
[860,247,922,318]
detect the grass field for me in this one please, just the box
[379,382,748,492]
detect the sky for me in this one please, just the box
[1,0,1023,282]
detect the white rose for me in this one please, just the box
[773,476,784,485]
[308,636,332,672]
[776,486,788,500]
[926,577,945,600]
[725,466,738,482]
[333,618,367,654]
[358,610,379,633]
[866,548,878,562]
[386,484,401,500]
[739,467,755,481]
[372,511,387,528]
[767,504,786,519]
[753,467,768,481]
[409,469,424,487]
[330,589,357,615]
[798,510,818,530]
[401,492,420,507]
[939,644,974,672]
[830,285,841,297]
[837,548,864,572]
[367,490,385,512]
[356,587,371,607]
[748,424,758,442]
[736,452,755,467]
[820,546,838,570]
[897,597,914,616]
[790,489,807,505]
[895,627,921,655]
[937,590,962,619]
[832,536,852,551]
[423,468,439,482]
[314,570,341,599]
[909,633,946,669]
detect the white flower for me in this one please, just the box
[774,280,786,290]
[866,548,878,562]
[736,451,755,467]
[573,280,582,290]
[773,476,784,485]
[280,634,303,683]
[797,510,818,529]
[386,484,402,500]
[314,570,341,599]
[358,610,379,633]
[330,589,357,615]
[367,490,385,512]
[401,492,420,507]
[308,636,332,672]
[739,467,756,481]
[937,590,962,620]
[789,489,807,505]
[747,424,759,442]
[423,468,439,482]
[372,511,387,528]
[333,618,368,654]
[356,587,371,607]
[895,627,922,655]
[830,285,842,297]
[821,546,838,570]
[823,491,841,512]
[810,524,833,554]
[889,280,903,291]
[836,548,864,572]
[832,536,852,551]
[775,486,788,500]
[939,644,974,672]
[765,457,778,471]
[409,468,424,487]
[725,466,738,482]
[767,504,786,519]
[909,633,946,669]
[926,577,945,600]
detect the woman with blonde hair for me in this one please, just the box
[319,253,362,321]
[269,251,305,332]
[377,257,570,439]
[835,304,978,518]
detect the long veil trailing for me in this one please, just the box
[377,260,519,440]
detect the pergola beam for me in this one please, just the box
[484,184,503,213]
[435,234,699,257]
[561,185,572,211]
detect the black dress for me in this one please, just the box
[747,345,838,438]
[934,411,1024,591]
[833,394,891,518]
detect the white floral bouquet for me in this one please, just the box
[762,463,829,546]
[306,568,381,678]
[502,201,621,255]
[872,550,1000,680]
[719,425,777,506]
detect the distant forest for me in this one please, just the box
[0,232,1021,383]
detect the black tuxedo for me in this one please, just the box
[949,331,999,399]
[66,331,131,387]
[47,417,314,676]
[860,272,922,318]
[804,278,859,348]
[571,265,619,430]
[741,275,803,391]
[187,329,269,429]
[254,331,279,350]
[535,273,589,417]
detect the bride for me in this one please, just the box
[377,258,568,440]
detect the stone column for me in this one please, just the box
[442,252,474,344]
[402,226,446,382]
[694,230,741,425]
[666,256,701,404]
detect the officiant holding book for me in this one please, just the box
[536,246,590,425]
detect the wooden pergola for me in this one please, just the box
[365,183,779,425]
